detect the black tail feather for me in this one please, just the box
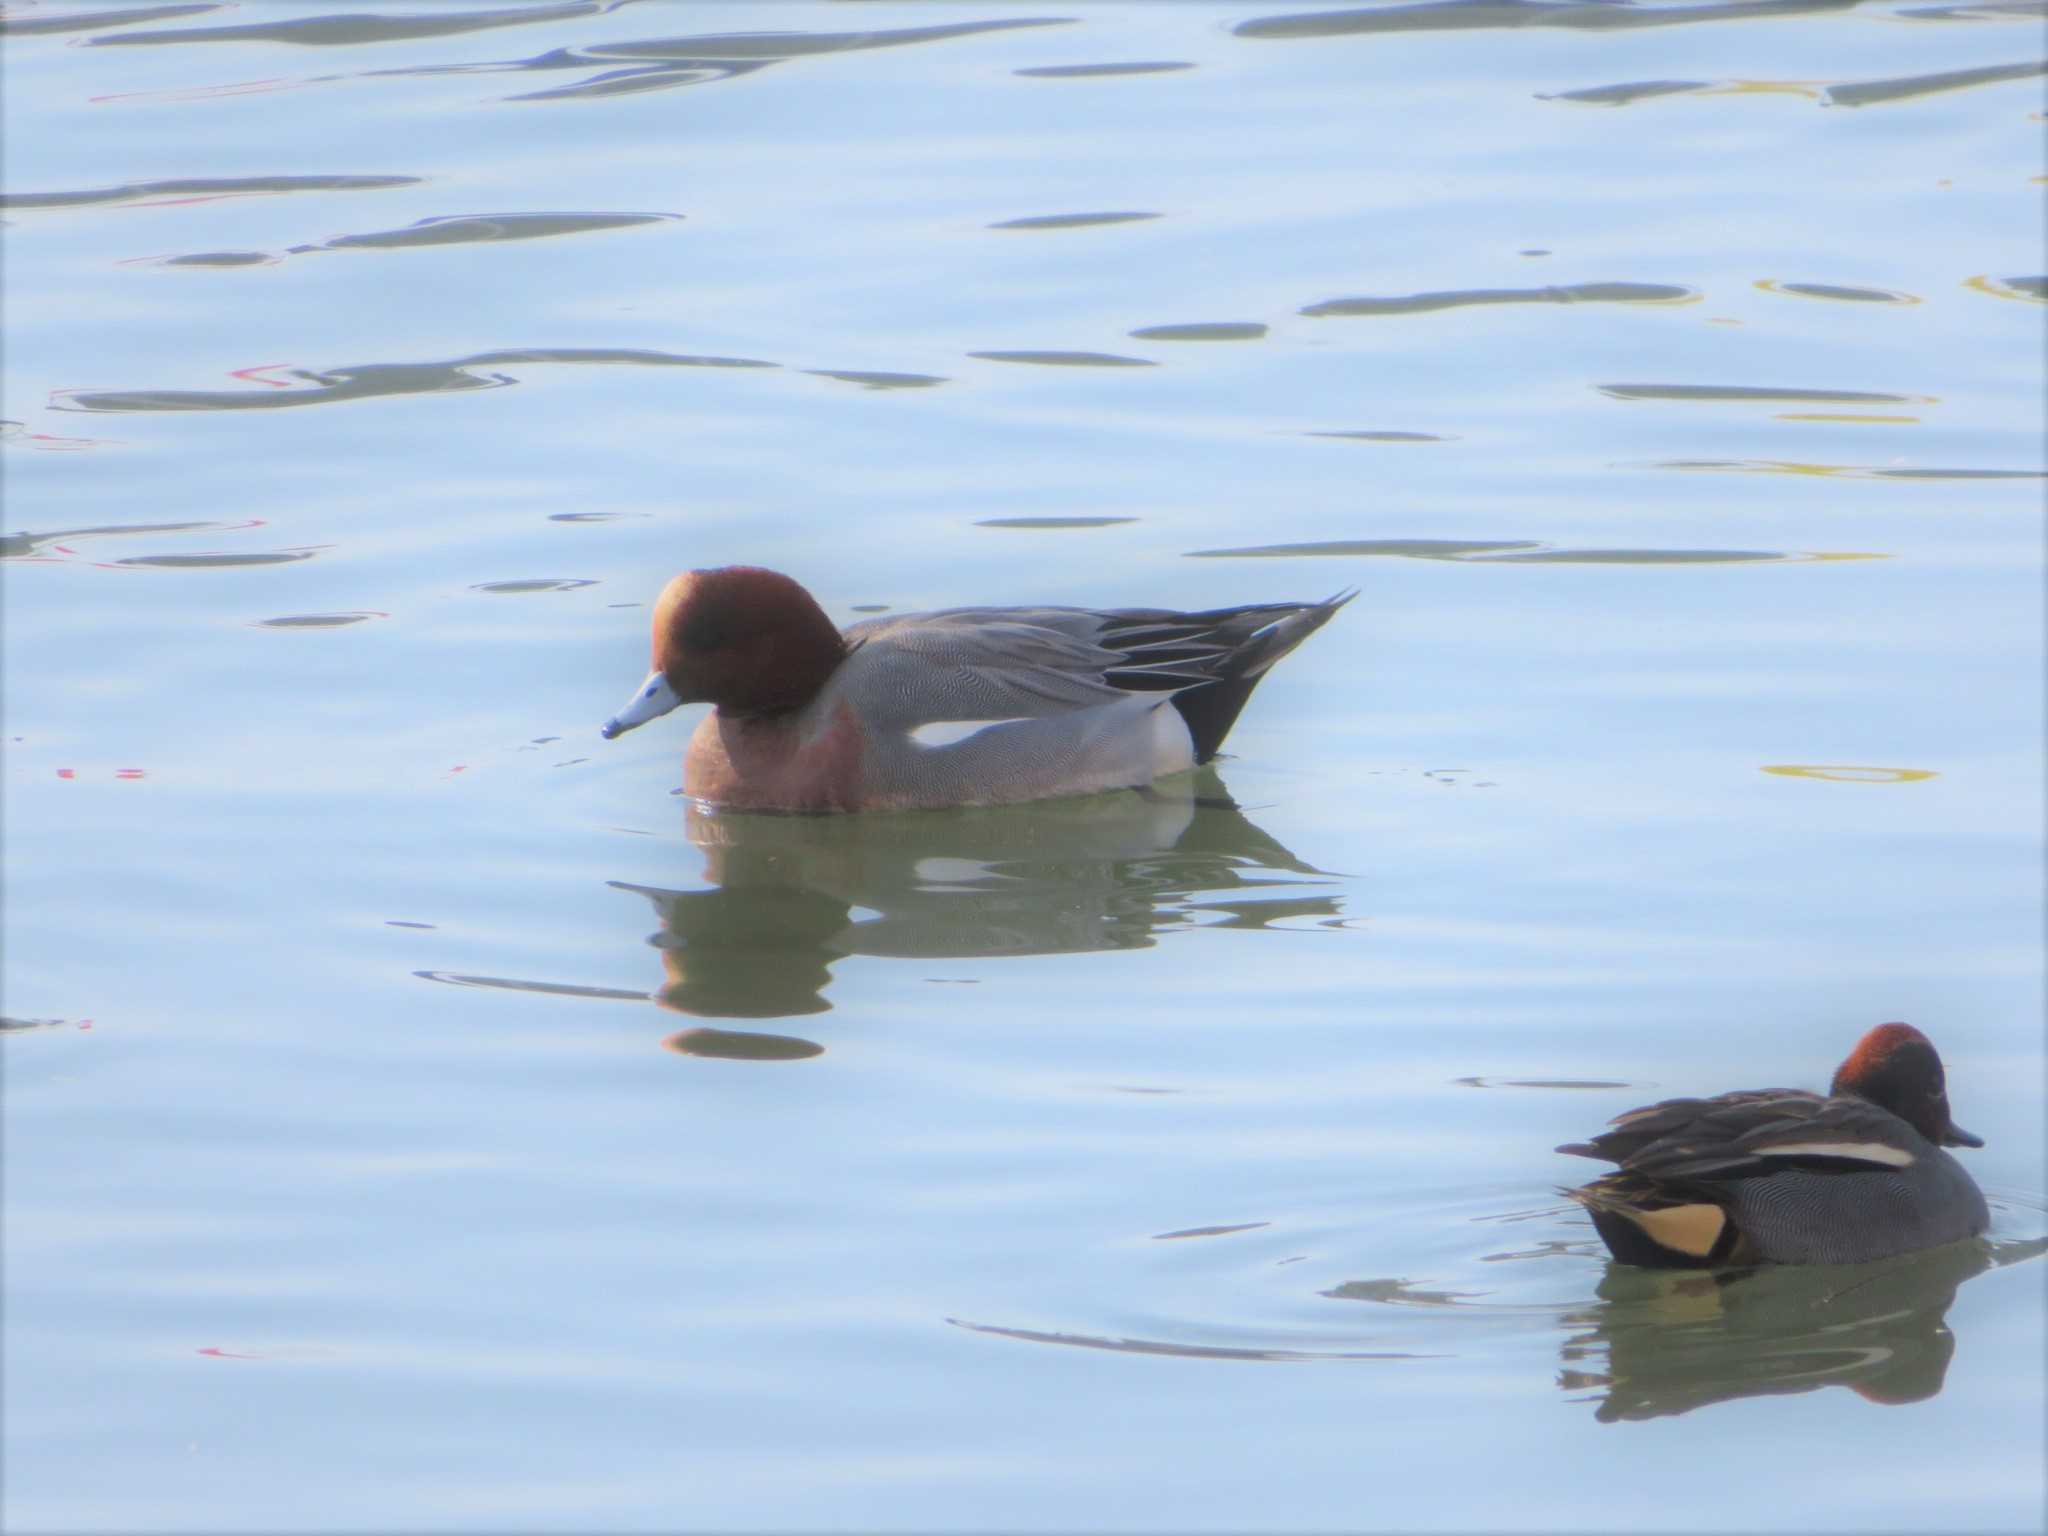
[1166,591,1354,762]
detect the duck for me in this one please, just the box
[1558,1022,1988,1267]
[600,566,1354,812]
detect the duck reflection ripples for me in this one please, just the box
[613,768,1341,1029]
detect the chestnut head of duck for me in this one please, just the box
[1830,1021,1981,1151]
[602,566,849,738]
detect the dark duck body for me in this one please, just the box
[1559,1023,1988,1267]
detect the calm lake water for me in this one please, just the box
[4,1,2044,1530]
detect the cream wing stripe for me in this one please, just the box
[1749,1139,1915,1168]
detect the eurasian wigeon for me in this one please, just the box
[1559,1023,1988,1267]
[601,566,1353,812]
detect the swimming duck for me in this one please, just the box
[1559,1023,1988,1267]
[601,566,1353,812]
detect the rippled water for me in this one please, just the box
[4,1,2043,1530]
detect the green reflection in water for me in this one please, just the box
[1556,1237,2043,1421]
[607,771,1338,1024]
[665,1027,824,1062]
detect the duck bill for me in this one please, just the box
[601,670,683,740]
[1942,1121,1984,1149]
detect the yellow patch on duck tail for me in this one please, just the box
[1752,1140,1915,1167]
[1627,1202,1728,1259]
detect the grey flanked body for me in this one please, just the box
[1716,1145,1988,1265]
[823,602,1334,807]
[602,564,1354,813]
[1559,1024,1989,1269]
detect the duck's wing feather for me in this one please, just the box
[832,613,1137,728]
[1095,595,1357,692]
[836,595,1356,732]
[1557,1090,1922,1182]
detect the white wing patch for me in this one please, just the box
[1752,1139,1916,1168]
[910,718,1034,749]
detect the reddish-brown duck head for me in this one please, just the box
[1831,1022,1983,1150]
[602,566,847,739]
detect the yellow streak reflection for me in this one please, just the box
[1703,80,1826,100]
[1965,275,2044,303]
[1760,765,1939,784]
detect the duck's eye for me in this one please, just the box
[681,610,732,650]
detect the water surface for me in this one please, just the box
[4,1,2043,1530]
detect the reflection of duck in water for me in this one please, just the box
[612,768,1341,1020]
[1558,1232,2043,1422]
[1558,1024,1987,1266]
[601,566,1352,811]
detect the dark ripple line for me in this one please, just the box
[1304,282,1693,316]
[0,3,219,38]
[1,174,419,211]
[414,970,647,1002]
[86,0,613,48]
[54,347,777,414]
[949,1317,1438,1362]
[1237,0,1861,39]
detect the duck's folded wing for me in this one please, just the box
[1556,1089,1795,1161]
[1557,1089,1919,1181]
[833,614,1135,726]
[834,596,1354,731]
[1721,1094,1929,1171]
